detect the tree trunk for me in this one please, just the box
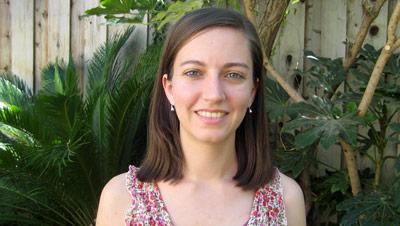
[250,0,291,58]
[339,140,362,195]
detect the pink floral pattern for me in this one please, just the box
[125,165,287,226]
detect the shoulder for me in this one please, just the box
[96,172,131,226]
[279,172,306,226]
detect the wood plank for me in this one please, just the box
[0,0,11,73]
[82,0,107,91]
[321,0,347,59]
[270,1,305,87]
[35,0,71,90]
[70,0,86,89]
[366,1,388,48]
[34,0,49,90]
[10,0,34,89]
[304,0,322,98]
[48,0,70,64]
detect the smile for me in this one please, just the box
[196,111,227,118]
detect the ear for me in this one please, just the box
[249,78,259,106]
[162,74,174,105]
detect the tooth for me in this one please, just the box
[198,111,224,118]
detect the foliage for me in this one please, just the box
[270,44,400,225]
[0,29,161,225]
[85,0,241,30]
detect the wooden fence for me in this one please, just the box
[0,0,148,91]
[0,0,399,179]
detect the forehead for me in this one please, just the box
[174,27,252,66]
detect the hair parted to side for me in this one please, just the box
[137,7,273,190]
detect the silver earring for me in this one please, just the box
[170,105,175,111]
[248,107,253,113]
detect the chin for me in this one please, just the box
[193,132,233,145]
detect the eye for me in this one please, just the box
[183,70,201,78]
[226,72,244,80]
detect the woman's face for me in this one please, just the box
[163,27,257,145]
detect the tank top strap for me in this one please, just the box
[125,165,173,226]
[248,168,288,225]
[126,165,149,197]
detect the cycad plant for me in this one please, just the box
[0,28,161,225]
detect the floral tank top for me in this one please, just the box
[125,165,287,226]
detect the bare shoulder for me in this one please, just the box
[96,173,131,226]
[279,172,306,226]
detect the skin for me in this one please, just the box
[96,27,306,226]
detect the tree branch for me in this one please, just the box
[339,139,362,195]
[343,0,387,71]
[243,0,256,25]
[263,59,304,102]
[334,0,388,196]
[253,0,290,58]
[243,0,303,102]
[358,1,400,116]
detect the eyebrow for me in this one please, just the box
[179,60,250,70]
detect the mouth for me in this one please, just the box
[196,110,228,119]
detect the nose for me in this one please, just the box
[202,73,226,102]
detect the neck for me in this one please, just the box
[180,132,237,183]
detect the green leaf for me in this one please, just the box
[323,170,349,194]
[338,191,400,226]
[84,6,123,15]
[276,148,312,178]
[294,127,322,150]
[319,131,338,151]
[390,123,400,133]
[283,96,360,150]
[265,78,290,122]
[0,122,35,147]
[104,14,144,24]
[100,0,131,12]
[153,0,204,29]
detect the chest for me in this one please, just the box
[125,167,287,226]
[158,184,254,226]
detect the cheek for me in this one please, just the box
[228,86,255,107]
[171,82,198,107]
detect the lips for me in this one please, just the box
[196,110,228,119]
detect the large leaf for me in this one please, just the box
[265,77,290,122]
[338,191,400,226]
[283,96,360,150]
[302,50,346,96]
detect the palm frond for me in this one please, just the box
[86,26,136,93]
[0,173,75,225]
[0,72,33,110]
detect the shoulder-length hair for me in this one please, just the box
[137,7,273,190]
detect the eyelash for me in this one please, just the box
[226,72,244,80]
[182,70,245,80]
[183,70,201,77]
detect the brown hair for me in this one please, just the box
[137,7,273,190]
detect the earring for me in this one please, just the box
[248,107,253,113]
[170,105,175,111]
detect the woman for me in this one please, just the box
[96,8,306,226]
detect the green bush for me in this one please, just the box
[0,28,161,225]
